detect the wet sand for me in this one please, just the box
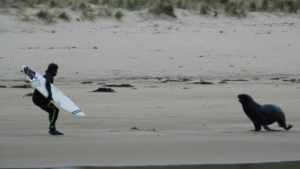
[5,161,300,169]
[1,81,300,168]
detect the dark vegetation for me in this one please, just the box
[0,0,299,23]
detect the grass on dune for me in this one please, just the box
[200,2,208,15]
[115,10,123,20]
[36,9,55,23]
[220,0,229,4]
[81,9,96,21]
[58,11,71,21]
[71,1,92,11]
[126,0,145,11]
[98,7,113,17]
[149,1,177,18]
[49,0,69,8]
[273,0,285,11]
[89,0,101,5]
[18,12,34,22]
[224,0,246,17]
[1,0,299,24]
[176,0,187,9]
[286,0,298,13]
[249,1,257,12]
[116,0,125,8]
[260,0,269,11]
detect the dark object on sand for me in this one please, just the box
[192,82,213,85]
[130,127,138,130]
[238,94,293,131]
[222,79,248,82]
[283,79,300,83]
[270,77,287,80]
[0,85,6,88]
[130,127,157,132]
[81,81,93,84]
[22,93,33,98]
[105,84,134,88]
[93,88,115,92]
[161,79,192,83]
[11,85,31,88]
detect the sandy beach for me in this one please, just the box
[1,1,300,168]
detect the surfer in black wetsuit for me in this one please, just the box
[32,63,63,135]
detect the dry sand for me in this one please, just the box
[1,10,300,168]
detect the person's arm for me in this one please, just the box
[45,75,53,101]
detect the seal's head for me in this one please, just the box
[238,94,254,104]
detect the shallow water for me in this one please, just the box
[25,161,300,169]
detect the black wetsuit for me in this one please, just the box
[32,72,59,129]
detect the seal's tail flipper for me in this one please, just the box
[277,117,293,131]
[285,124,293,131]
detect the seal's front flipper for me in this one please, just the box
[250,129,260,132]
[252,123,261,131]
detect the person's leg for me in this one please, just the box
[46,102,63,135]
[33,99,63,135]
[46,102,59,128]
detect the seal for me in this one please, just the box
[238,94,293,131]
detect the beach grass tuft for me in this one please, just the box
[18,13,33,22]
[286,0,298,13]
[26,0,38,8]
[58,11,71,21]
[99,6,113,17]
[89,0,100,5]
[11,4,23,10]
[249,1,257,12]
[50,0,60,8]
[260,0,269,11]
[71,1,92,11]
[117,0,125,8]
[81,9,96,21]
[126,0,143,11]
[176,0,186,9]
[273,0,285,11]
[105,7,112,16]
[200,2,208,15]
[36,9,55,23]
[149,1,177,18]
[102,0,109,5]
[115,10,124,20]
[225,1,246,17]
[220,0,229,5]
[214,9,218,17]
[79,1,92,11]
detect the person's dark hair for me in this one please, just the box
[46,63,58,74]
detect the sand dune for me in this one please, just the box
[1,8,300,168]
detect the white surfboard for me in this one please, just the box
[21,65,85,116]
